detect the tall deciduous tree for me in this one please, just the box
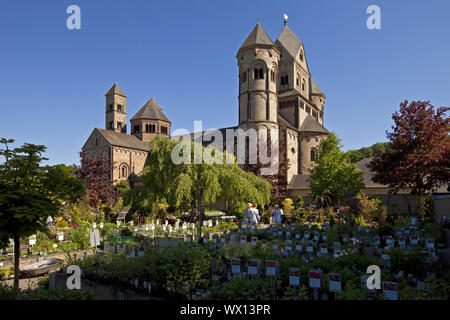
[309,132,364,207]
[75,152,119,209]
[0,138,84,297]
[368,100,450,195]
[125,136,271,215]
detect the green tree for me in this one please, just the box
[0,138,84,297]
[309,132,364,207]
[125,136,271,220]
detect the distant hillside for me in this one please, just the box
[345,142,391,163]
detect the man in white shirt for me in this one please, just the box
[249,203,260,231]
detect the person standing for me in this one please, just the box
[249,203,260,231]
[242,203,253,229]
[272,205,283,225]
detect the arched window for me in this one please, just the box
[242,71,247,82]
[259,68,264,79]
[302,79,305,91]
[310,149,316,162]
[270,69,275,81]
[299,51,304,62]
[284,75,289,85]
[120,164,129,178]
[254,68,259,79]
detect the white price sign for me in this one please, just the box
[265,260,278,276]
[231,259,241,274]
[309,270,321,288]
[328,273,342,292]
[289,268,300,286]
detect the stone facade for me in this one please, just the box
[82,85,171,185]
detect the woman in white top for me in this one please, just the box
[272,205,283,225]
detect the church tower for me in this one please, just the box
[105,83,127,133]
[237,22,280,133]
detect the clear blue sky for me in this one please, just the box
[1,0,449,165]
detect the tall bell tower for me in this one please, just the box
[237,22,280,133]
[105,83,127,133]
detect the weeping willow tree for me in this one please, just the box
[124,136,271,216]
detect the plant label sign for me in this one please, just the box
[365,227,370,233]
[313,233,319,241]
[285,240,293,252]
[251,237,257,247]
[291,224,296,230]
[306,241,314,253]
[139,246,145,257]
[304,232,310,240]
[404,228,410,235]
[410,236,419,245]
[203,233,209,243]
[29,235,36,246]
[247,259,259,276]
[309,270,321,288]
[212,234,218,243]
[272,242,279,251]
[289,268,300,286]
[208,220,213,228]
[104,242,110,253]
[295,232,301,239]
[277,229,283,237]
[373,237,381,247]
[57,232,64,241]
[411,217,417,226]
[240,235,247,244]
[230,235,236,243]
[286,231,291,238]
[328,273,342,292]
[322,234,327,241]
[265,260,278,277]
[295,242,302,252]
[231,258,241,274]
[220,235,226,243]
[426,239,435,249]
[384,236,394,247]
[261,240,267,248]
[382,282,398,300]
[320,244,328,254]
[398,237,406,248]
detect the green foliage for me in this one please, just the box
[281,198,293,213]
[337,280,368,300]
[68,227,90,250]
[22,288,94,300]
[213,277,272,300]
[219,243,252,260]
[345,142,391,163]
[309,132,365,207]
[125,136,271,215]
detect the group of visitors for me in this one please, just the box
[242,203,284,229]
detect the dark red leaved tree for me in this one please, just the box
[243,130,291,203]
[368,100,450,195]
[75,152,119,209]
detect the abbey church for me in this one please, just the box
[82,21,329,194]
